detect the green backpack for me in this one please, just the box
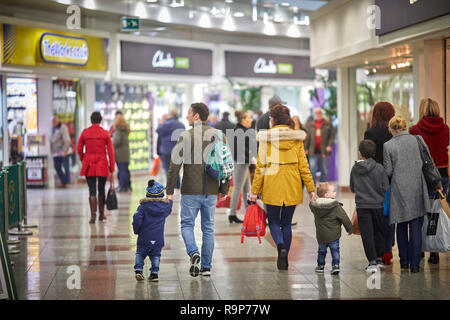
[205,133,234,183]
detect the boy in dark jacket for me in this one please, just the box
[350,140,389,274]
[309,182,353,275]
[133,180,173,282]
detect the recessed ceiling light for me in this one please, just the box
[233,11,244,18]
[281,2,290,6]
[225,0,233,3]
[146,0,157,2]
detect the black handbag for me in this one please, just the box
[414,135,442,191]
[106,179,118,210]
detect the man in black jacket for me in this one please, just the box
[256,95,286,131]
[214,112,235,133]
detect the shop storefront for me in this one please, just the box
[310,0,450,188]
[112,35,215,170]
[0,19,109,186]
[222,48,316,124]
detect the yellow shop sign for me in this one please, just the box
[40,33,89,65]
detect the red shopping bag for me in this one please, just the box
[216,177,242,209]
[241,202,267,244]
[151,156,161,176]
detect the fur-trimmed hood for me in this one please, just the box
[139,197,170,204]
[257,126,306,142]
[257,125,306,150]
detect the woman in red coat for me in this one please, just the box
[410,98,449,264]
[77,111,115,223]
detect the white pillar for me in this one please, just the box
[37,76,54,188]
[337,67,357,189]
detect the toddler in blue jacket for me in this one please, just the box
[133,180,173,282]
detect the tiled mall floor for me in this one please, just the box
[8,175,449,300]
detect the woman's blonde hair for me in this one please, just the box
[388,115,407,132]
[419,98,440,120]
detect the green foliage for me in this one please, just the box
[226,76,262,111]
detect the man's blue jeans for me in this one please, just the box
[317,239,340,266]
[134,247,161,274]
[309,153,329,185]
[180,194,217,269]
[53,155,70,185]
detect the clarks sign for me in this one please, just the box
[121,41,211,76]
[225,51,313,79]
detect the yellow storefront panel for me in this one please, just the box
[1,24,108,71]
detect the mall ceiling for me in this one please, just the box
[0,0,330,38]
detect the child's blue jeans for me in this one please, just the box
[134,247,161,274]
[317,239,340,266]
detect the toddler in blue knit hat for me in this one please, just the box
[133,179,173,282]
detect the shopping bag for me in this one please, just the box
[438,190,450,219]
[383,186,390,217]
[422,199,450,252]
[106,179,118,210]
[351,208,360,235]
[216,177,242,209]
[151,156,161,176]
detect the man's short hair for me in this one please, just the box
[191,103,210,121]
[222,112,230,119]
[359,139,376,159]
[115,110,123,116]
[91,111,102,124]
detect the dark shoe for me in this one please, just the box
[277,244,288,270]
[428,252,439,264]
[291,222,298,226]
[200,267,211,277]
[410,266,420,273]
[228,215,243,224]
[421,252,425,258]
[189,253,201,277]
[148,273,159,282]
[135,271,145,281]
[400,264,410,271]
[88,196,97,223]
[98,195,106,221]
[315,265,325,273]
[331,265,340,275]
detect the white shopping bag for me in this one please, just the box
[422,199,450,252]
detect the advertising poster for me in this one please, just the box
[95,82,151,172]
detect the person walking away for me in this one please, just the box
[166,103,230,277]
[51,115,72,188]
[310,182,353,275]
[133,180,173,282]
[410,98,449,264]
[215,112,235,133]
[249,105,316,270]
[156,110,185,189]
[304,108,335,185]
[77,112,115,223]
[113,113,131,192]
[383,115,429,273]
[350,140,389,273]
[228,110,257,223]
[363,101,396,265]
[256,95,286,131]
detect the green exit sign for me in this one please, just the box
[121,17,140,31]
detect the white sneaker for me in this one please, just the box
[365,264,378,274]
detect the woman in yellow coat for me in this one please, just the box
[249,105,316,270]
